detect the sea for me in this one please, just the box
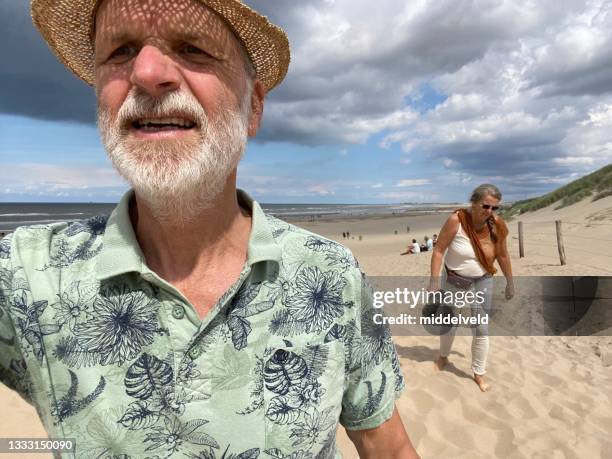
[0,202,459,233]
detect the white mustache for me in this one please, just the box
[115,89,208,131]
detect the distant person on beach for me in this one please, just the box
[432,234,438,246]
[420,236,432,252]
[428,184,514,392]
[0,1,419,457]
[401,238,421,255]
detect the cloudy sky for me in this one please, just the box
[1,0,611,203]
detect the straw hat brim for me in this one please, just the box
[31,0,290,92]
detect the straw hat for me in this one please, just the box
[30,0,290,92]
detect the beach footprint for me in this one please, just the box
[506,394,538,420]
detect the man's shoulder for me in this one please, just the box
[3,215,109,265]
[264,214,360,270]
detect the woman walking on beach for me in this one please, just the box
[428,184,514,391]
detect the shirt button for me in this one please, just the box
[172,305,185,320]
[188,346,202,360]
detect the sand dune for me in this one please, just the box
[2,196,611,458]
[301,196,612,458]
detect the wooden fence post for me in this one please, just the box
[555,220,566,266]
[518,221,525,258]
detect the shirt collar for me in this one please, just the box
[237,189,282,266]
[95,190,146,281]
[95,189,281,281]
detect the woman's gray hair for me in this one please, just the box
[470,184,502,203]
[470,184,503,242]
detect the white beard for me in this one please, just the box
[98,88,250,225]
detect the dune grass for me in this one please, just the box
[503,164,612,218]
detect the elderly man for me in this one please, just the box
[0,0,419,457]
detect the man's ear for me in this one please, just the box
[247,80,265,137]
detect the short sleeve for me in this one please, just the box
[0,234,33,404]
[340,270,405,430]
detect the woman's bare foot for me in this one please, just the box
[474,374,490,392]
[434,355,449,371]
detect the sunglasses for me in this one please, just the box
[481,204,500,211]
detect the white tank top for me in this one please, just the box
[444,222,487,277]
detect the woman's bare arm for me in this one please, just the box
[495,218,514,299]
[429,213,459,290]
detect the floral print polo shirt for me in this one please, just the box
[0,190,405,459]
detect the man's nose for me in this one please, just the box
[131,45,180,97]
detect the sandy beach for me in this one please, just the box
[298,196,612,458]
[2,196,611,458]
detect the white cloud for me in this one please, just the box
[255,0,612,183]
[261,0,542,144]
[553,157,595,166]
[451,171,474,185]
[378,191,436,201]
[237,172,342,199]
[396,179,431,187]
[4,0,612,201]
[307,184,335,196]
[559,102,612,162]
[0,163,126,195]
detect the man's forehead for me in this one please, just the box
[95,0,238,48]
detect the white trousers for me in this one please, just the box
[439,274,493,375]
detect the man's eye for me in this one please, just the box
[183,45,204,54]
[108,44,136,61]
[181,44,213,59]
